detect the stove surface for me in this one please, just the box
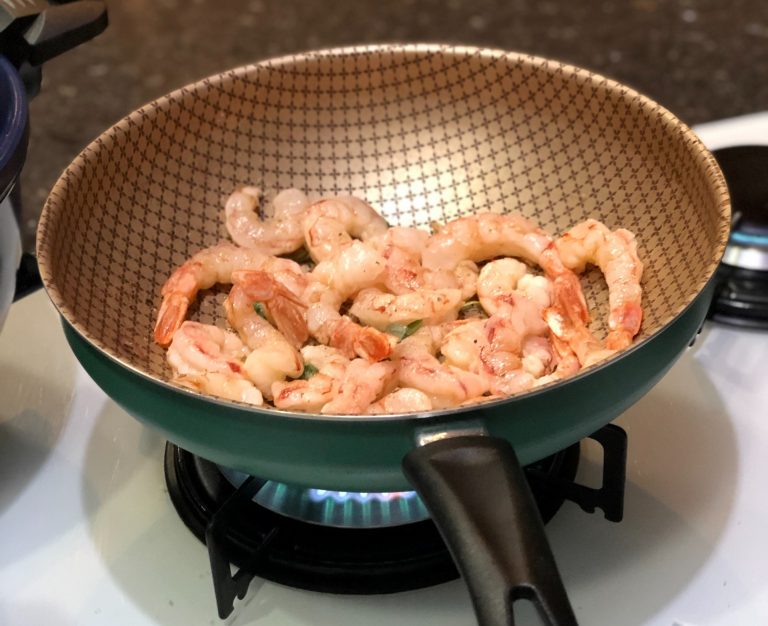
[2,116,768,625]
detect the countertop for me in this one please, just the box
[18,0,768,250]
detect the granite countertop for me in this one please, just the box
[19,0,768,250]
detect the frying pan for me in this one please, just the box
[37,45,730,625]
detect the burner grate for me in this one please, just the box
[164,424,627,619]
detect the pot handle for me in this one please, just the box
[402,435,577,626]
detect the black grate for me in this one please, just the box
[164,424,627,619]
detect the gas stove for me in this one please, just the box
[2,115,768,625]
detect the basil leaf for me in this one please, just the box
[385,319,423,340]
[459,300,487,319]
[281,246,312,265]
[298,363,319,380]
[252,302,268,319]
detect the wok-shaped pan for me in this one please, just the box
[37,45,730,625]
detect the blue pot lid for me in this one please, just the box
[0,55,28,200]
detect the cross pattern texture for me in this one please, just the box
[37,44,730,399]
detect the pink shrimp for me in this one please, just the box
[166,321,263,405]
[306,303,393,362]
[224,187,309,254]
[321,358,398,414]
[153,243,304,346]
[555,219,644,350]
[229,270,309,349]
[302,196,389,262]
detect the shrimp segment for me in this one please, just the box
[166,321,263,405]
[230,270,308,349]
[303,196,389,261]
[225,279,303,398]
[224,187,308,254]
[367,388,433,414]
[397,352,489,409]
[477,259,554,318]
[555,219,644,349]
[423,212,591,328]
[350,287,463,330]
[153,243,303,346]
[271,346,350,412]
[422,212,550,271]
[306,303,393,361]
[321,358,398,414]
[307,240,387,304]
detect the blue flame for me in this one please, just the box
[308,489,419,504]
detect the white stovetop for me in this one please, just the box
[2,115,768,626]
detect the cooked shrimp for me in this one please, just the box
[307,240,387,305]
[271,346,350,412]
[397,351,489,409]
[167,320,249,375]
[542,305,613,369]
[166,321,263,405]
[390,322,487,408]
[303,196,389,261]
[423,212,591,326]
[224,187,308,255]
[153,243,304,346]
[477,258,525,313]
[477,258,552,316]
[349,287,463,330]
[391,323,447,359]
[424,260,480,301]
[272,374,338,412]
[533,333,583,387]
[481,333,555,395]
[521,335,554,378]
[555,218,644,349]
[367,387,433,414]
[422,212,550,271]
[225,279,303,397]
[368,226,430,294]
[441,307,554,394]
[321,358,398,414]
[230,269,308,349]
[306,302,393,361]
[174,372,265,405]
[517,274,554,310]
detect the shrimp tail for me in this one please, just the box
[233,269,309,349]
[352,327,393,361]
[329,317,392,362]
[154,293,190,346]
[268,295,310,349]
[552,274,590,325]
[606,302,643,350]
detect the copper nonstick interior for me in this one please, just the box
[37,44,730,412]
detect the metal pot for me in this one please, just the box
[0,54,28,330]
[0,0,108,321]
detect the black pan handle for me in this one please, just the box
[403,435,577,626]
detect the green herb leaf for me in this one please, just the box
[252,302,268,319]
[298,363,319,380]
[385,319,423,340]
[280,246,313,266]
[459,300,487,319]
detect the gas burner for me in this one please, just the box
[709,146,768,328]
[165,424,627,619]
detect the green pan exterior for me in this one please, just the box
[64,287,712,492]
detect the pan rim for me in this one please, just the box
[37,43,731,423]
